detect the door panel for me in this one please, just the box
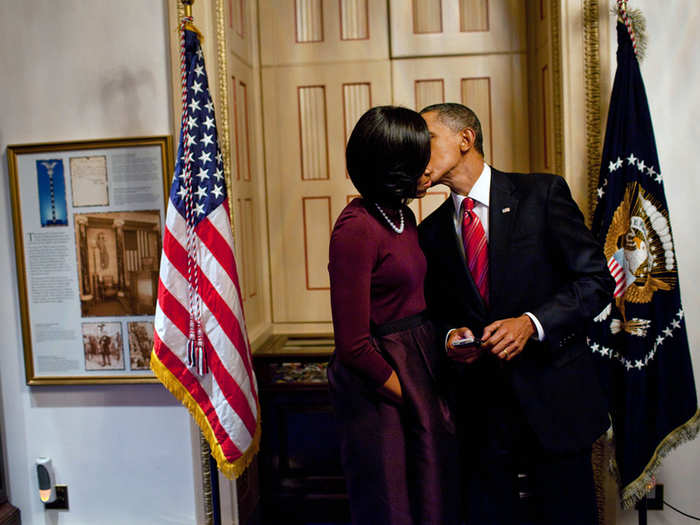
[389,0,526,57]
[392,54,530,172]
[259,0,388,66]
[262,61,392,323]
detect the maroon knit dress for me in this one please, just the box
[327,198,459,525]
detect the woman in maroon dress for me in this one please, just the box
[328,106,459,525]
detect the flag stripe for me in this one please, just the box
[196,211,257,396]
[153,331,241,459]
[156,276,257,440]
[158,247,258,419]
[163,223,252,381]
[196,206,244,301]
[154,308,254,457]
[166,203,249,344]
[161,231,258,430]
[195,207,251,346]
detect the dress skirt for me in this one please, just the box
[327,314,460,525]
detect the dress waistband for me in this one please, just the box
[371,311,428,336]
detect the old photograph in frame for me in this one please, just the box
[7,136,173,384]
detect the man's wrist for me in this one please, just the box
[445,328,457,351]
[523,312,545,341]
[523,315,536,337]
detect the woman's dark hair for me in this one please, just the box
[346,106,430,207]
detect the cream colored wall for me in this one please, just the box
[0,1,199,523]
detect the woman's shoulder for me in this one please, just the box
[333,198,372,231]
[330,199,378,256]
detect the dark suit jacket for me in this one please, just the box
[418,169,614,452]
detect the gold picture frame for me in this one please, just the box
[7,136,173,385]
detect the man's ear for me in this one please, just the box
[459,128,476,153]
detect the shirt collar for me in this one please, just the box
[451,163,491,213]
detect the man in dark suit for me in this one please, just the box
[417,103,614,525]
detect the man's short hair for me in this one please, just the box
[420,102,484,156]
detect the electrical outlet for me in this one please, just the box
[44,485,69,510]
[635,484,664,511]
[647,484,664,510]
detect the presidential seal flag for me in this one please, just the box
[588,6,699,508]
[150,17,260,479]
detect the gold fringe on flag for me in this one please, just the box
[616,409,700,509]
[150,351,261,480]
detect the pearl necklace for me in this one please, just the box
[374,203,404,234]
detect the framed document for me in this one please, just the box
[7,136,173,384]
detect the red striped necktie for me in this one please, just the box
[462,197,489,305]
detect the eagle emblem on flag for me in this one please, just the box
[597,180,678,337]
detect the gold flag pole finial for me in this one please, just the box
[182,0,194,18]
[180,0,203,41]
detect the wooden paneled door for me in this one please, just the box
[259,0,391,327]
[392,0,532,230]
[262,62,392,325]
[392,54,531,175]
[259,0,538,328]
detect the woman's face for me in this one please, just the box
[415,171,432,198]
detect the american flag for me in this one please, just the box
[151,22,260,479]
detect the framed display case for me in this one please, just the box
[7,136,173,385]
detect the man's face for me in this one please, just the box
[422,111,463,187]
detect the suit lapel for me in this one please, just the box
[488,169,519,313]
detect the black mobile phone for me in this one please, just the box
[452,337,482,347]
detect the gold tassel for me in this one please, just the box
[183,21,205,44]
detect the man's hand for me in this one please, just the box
[446,327,484,364]
[481,315,535,361]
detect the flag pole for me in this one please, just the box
[182,0,193,18]
[176,4,220,524]
[154,0,260,516]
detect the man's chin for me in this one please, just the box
[429,174,446,186]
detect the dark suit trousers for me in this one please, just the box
[328,320,460,525]
[460,360,598,525]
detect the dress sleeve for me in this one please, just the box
[328,210,394,387]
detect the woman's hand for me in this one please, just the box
[379,371,403,404]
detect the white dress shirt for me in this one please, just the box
[449,163,545,342]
